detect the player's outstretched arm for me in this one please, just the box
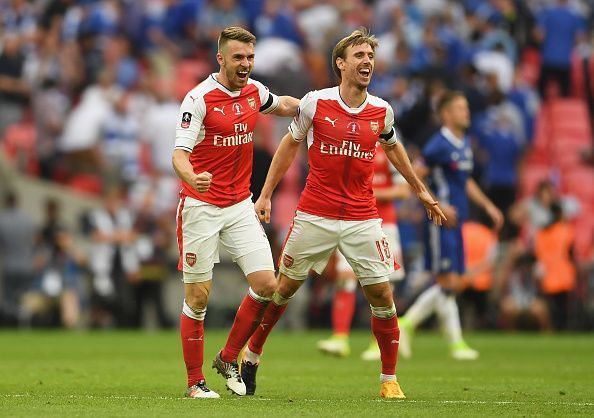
[374,182,411,202]
[172,149,212,193]
[466,178,504,230]
[270,96,300,117]
[255,132,301,223]
[381,141,446,226]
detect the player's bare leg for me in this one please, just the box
[241,273,302,395]
[182,280,219,398]
[213,269,276,396]
[361,281,405,399]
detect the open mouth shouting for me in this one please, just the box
[237,69,249,82]
[358,66,372,80]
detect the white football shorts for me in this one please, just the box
[335,223,405,281]
[176,196,274,283]
[279,211,394,286]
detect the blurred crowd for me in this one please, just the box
[0,0,593,331]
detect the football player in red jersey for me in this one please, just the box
[240,28,446,399]
[172,26,299,398]
[317,146,411,360]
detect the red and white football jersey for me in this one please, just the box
[288,87,399,220]
[373,146,403,225]
[175,74,279,207]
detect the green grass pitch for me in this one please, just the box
[1,330,593,417]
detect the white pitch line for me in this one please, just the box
[1,394,593,407]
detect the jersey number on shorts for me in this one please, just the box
[375,238,391,263]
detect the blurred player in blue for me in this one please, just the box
[399,91,503,360]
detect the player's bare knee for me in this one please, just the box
[363,282,393,307]
[249,275,276,299]
[259,280,277,299]
[184,283,210,310]
[277,274,301,299]
[246,270,276,299]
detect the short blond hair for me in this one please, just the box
[331,28,379,80]
[218,26,256,51]
[437,90,466,113]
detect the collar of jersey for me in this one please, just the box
[336,87,368,114]
[440,126,465,149]
[210,73,243,97]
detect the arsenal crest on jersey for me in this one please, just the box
[181,112,192,128]
[247,97,256,110]
[186,252,197,267]
[370,120,379,134]
[283,254,294,268]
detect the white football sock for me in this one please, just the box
[436,294,463,345]
[405,284,441,327]
[244,346,261,364]
[380,373,397,383]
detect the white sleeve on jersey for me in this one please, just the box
[175,93,206,151]
[288,91,316,142]
[378,104,399,146]
[251,79,280,114]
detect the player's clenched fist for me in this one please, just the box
[192,171,212,193]
[254,196,271,224]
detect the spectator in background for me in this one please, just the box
[499,252,551,331]
[132,191,174,329]
[512,180,580,245]
[535,0,586,98]
[58,70,121,178]
[475,87,525,240]
[32,78,70,180]
[142,77,180,176]
[0,0,38,49]
[0,33,30,137]
[474,42,514,94]
[199,0,247,46]
[22,199,86,328]
[253,0,303,46]
[493,0,535,53]
[83,186,139,328]
[0,192,37,326]
[100,93,141,184]
[508,68,540,145]
[460,220,498,329]
[535,202,577,330]
[133,77,180,215]
[102,34,140,90]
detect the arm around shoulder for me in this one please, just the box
[271,96,300,117]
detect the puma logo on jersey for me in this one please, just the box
[213,106,225,115]
[324,116,338,127]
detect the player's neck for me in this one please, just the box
[215,71,239,92]
[338,83,367,108]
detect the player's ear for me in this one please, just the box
[336,57,345,72]
[216,51,224,66]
